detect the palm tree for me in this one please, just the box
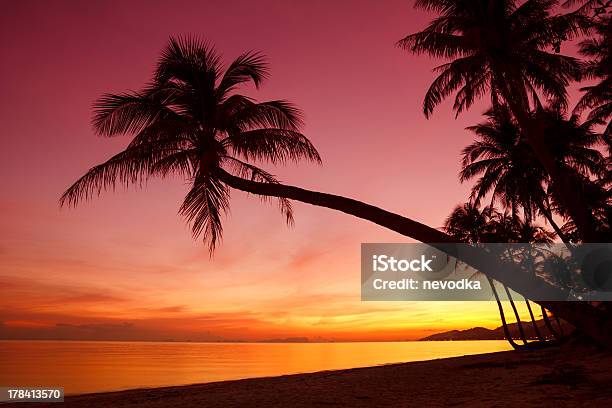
[460,107,548,222]
[398,0,600,241]
[460,106,606,241]
[574,14,611,137]
[501,214,555,342]
[445,203,545,339]
[444,203,557,346]
[443,202,497,242]
[61,37,319,252]
[61,36,452,252]
[510,217,556,243]
[61,36,612,347]
[443,201,554,244]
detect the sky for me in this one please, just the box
[0,0,582,342]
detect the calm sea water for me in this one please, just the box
[0,340,511,395]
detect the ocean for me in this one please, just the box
[0,340,511,395]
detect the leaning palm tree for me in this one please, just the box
[459,106,608,338]
[398,0,600,241]
[499,210,575,343]
[443,202,531,348]
[61,37,320,252]
[504,215,556,342]
[444,203,559,347]
[443,202,497,242]
[61,36,452,252]
[61,36,612,348]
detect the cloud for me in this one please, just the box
[0,275,129,310]
[151,305,187,313]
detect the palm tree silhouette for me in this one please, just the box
[61,36,611,347]
[398,0,601,241]
[510,216,556,244]
[574,14,611,137]
[444,203,517,346]
[444,202,556,347]
[460,106,606,240]
[461,107,549,222]
[61,37,319,252]
[61,36,452,251]
[443,202,496,243]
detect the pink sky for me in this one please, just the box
[0,0,569,341]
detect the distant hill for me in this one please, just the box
[259,337,310,343]
[421,327,502,341]
[420,319,572,341]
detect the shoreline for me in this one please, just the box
[11,343,611,407]
[0,338,501,343]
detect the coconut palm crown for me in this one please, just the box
[460,106,605,223]
[397,0,606,242]
[60,36,321,252]
[398,0,588,118]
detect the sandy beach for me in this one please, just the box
[10,342,611,408]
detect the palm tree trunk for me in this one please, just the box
[529,142,599,241]
[504,286,528,344]
[525,298,544,341]
[488,278,523,350]
[217,168,612,348]
[217,168,453,243]
[536,201,569,243]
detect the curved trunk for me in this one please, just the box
[217,168,612,348]
[525,298,544,341]
[504,286,528,344]
[218,169,453,243]
[488,278,523,350]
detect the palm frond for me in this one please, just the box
[179,174,229,254]
[397,31,468,58]
[150,149,196,178]
[155,35,222,87]
[223,129,321,164]
[414,0,461,13]
[60,142,173,207]
[221,157,294,226]
[92,89,181,136]
[217,52,269,98]
[229,99,304,131]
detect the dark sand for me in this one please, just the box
[9,343,612,407]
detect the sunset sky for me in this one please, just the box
[0,0,581,342]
